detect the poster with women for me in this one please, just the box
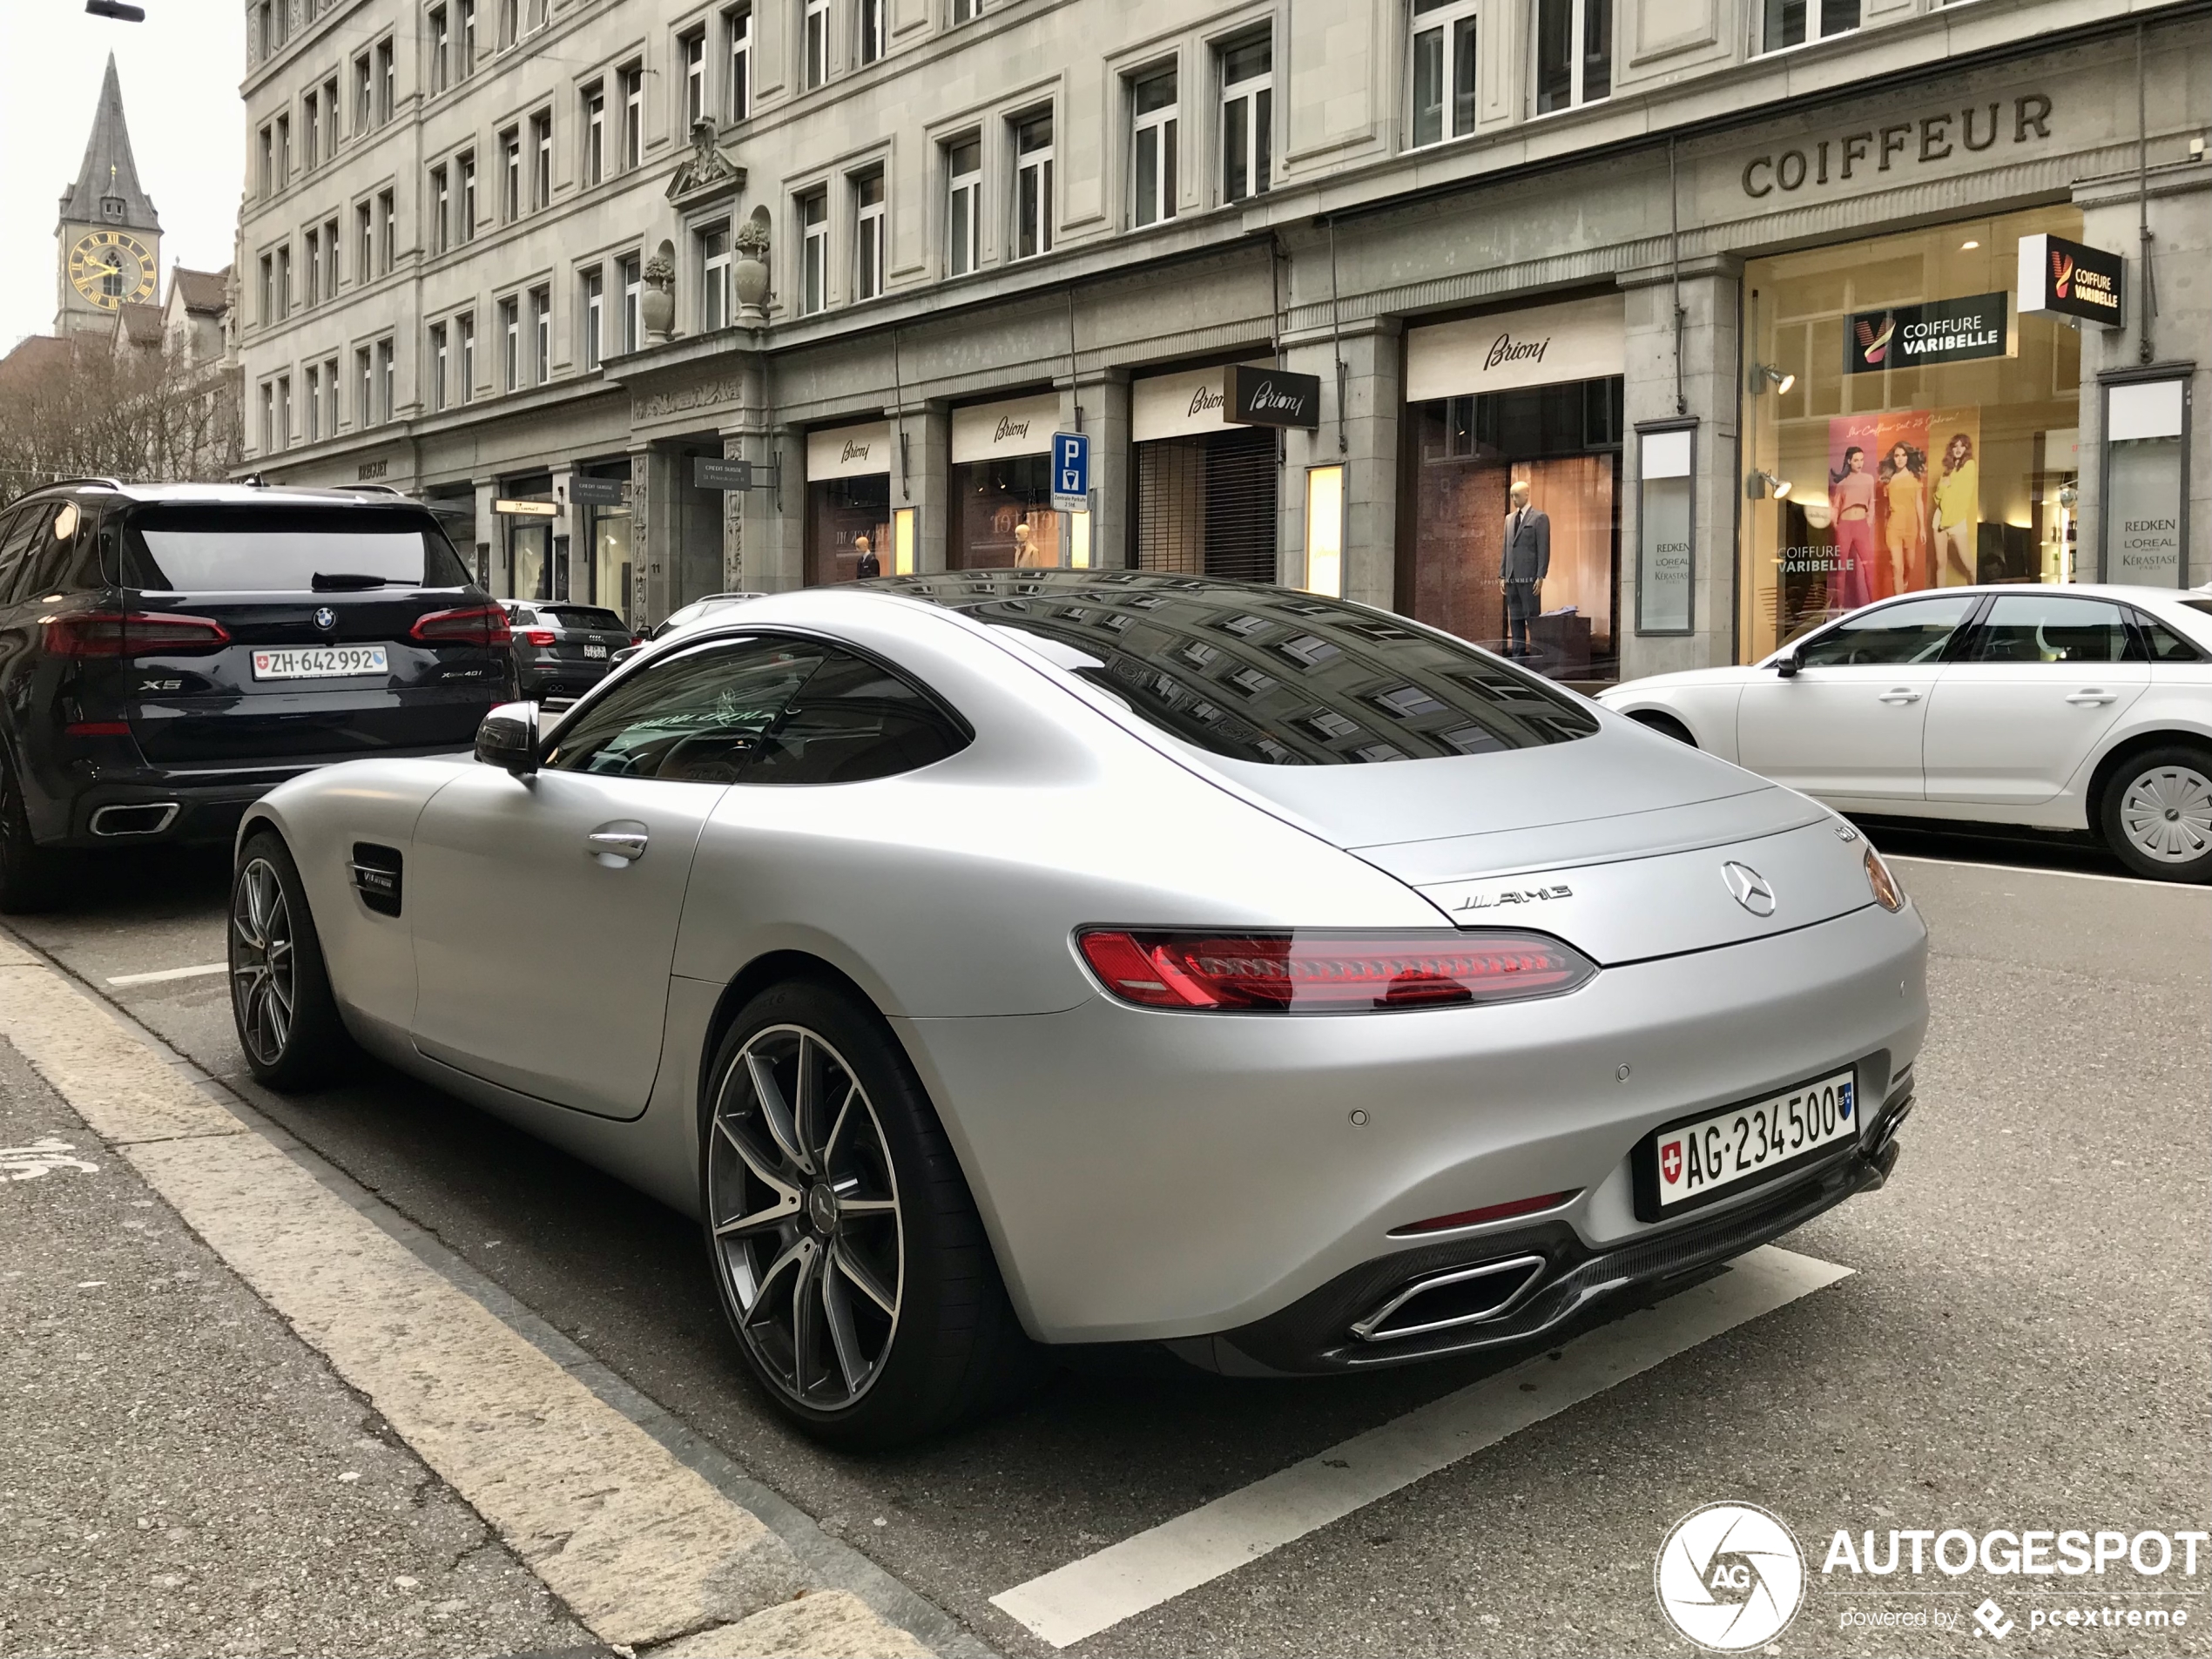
[1926,408,1981,586]
[1871,409,1932,599]
[1824,415,1882,612]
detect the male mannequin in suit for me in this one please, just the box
[1499,480,1550,658]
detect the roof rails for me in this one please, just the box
[347,482,405,496]
[34,476,128,493]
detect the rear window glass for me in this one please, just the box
[118,506,473,593]
[866,570,1597,765]
[543,606,628,631]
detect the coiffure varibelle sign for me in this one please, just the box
[1406,293,1627,402]
[951,394,1062,463]
[806,421,891,479]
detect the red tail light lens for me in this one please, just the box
[411,604,512,647]
[1076,929,1595,1012]
[519,628,556,647]
[1391,1190,1580,1237]
[44,612,231,657]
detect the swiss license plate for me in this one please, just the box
[1640,1069,1857,1217]
[252,644,390,680]
[583,643,608,658]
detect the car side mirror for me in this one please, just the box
[1775,649,1803,679]
[475,701,540,774]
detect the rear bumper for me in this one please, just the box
[42,749,472,848]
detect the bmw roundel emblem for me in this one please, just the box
[313,606,338,631]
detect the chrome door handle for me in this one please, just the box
[1877,688,1922,705]
[2065,690,2118,705]
[586,828,648,861]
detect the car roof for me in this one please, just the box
[9,479,437,512]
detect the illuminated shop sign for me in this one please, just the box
[1844,292,2008,375]
[2018,233,2125,327]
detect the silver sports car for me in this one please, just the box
[230,570,1928,1447]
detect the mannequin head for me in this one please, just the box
[853,534,871,557]
[1013,523,1032,550]
[1508,480,1532,510]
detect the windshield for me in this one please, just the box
[119,505,473,592]
[867,570,1597,765]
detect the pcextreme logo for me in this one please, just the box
[1656,1502,1806,1651]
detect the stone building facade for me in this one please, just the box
[236,0,2209,683]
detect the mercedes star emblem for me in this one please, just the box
[313,606,338,631]
[1723,860,1777,917]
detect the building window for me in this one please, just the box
[355,345,373,424]
[1220,33,1271,202]
[457,152,476,239]
[275,113,292,183]
[430,165,450,253]
[455,314,474,402]
[303,227,321,303]
[1411,0,1477,146]
[304,89,321,166]
[260,381,276,452]
[258,125,273,196]
[378,190,395,273]
[273,243,292,319]
[256,2,273,60]
[324,215,340,289]
[257,253,273,323]
[277,375,293,447]
[620,253,642,351]
[355,201,373,280]
[1761,0,1860,51]
[376,338,395,422]
[429,321,448,410]
[305,362,322,441]
[501,125,522,219]
[1013,109,1053,260]
[853,168,886,300]
[946,134,981,276]
[531,111,553,211]
[726,6,752,121]
[354,51,373,131]
[1534,0,1610,113]
[1130,66,1177,227]
[683,29,707,128]
[498,0,516,47]
[376,37,396,124]
[620,64,644,167]
[323,74,340,145]
[529,286,550,382]
[430,8,449,92]
[321,355,339,430]
[950,0,979,21]
[803,0,828,90]
[500,296,520,390]
[701,222,733,329]
[460,0,476,74]
[798,190,828,314]
[856,0,883,65]
[583,84,605,185]
[582,267,604,368]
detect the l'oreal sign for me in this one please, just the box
[1225,364,1321,431]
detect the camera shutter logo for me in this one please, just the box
[1655,1502,1805,1651]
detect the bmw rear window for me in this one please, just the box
[868,570,1597,765]
[118,506,473,593]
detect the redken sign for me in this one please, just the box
[1226,365,1321,431]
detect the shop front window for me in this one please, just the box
[590,501,635,622]
[955,456,1060,570]
[1739,204,2085,663]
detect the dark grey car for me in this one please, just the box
[502,603,637,702]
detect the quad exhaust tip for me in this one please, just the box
[89,803,179,837]
[1352,1253,1548,1343]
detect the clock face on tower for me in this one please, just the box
[66,230,157,310]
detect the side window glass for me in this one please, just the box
[2134,614,2201,664]
[541,638,824,782]
[2,507,56,604]
[743,646,969,786]
[0,508,33,601]
[1797,596,1975,669]
[1969,595,2130,665]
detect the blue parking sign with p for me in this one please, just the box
[1051,432,1089,502]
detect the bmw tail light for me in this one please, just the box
[519,628,556,647]
[1076,928,1595,1012]
[412,604,512,647]
[44,611,231,657]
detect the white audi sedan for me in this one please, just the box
[1599,585,2212,882]
[230,571,1926,1447]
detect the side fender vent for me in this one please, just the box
[350,843,403,917]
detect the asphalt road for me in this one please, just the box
[3,819,2206,1657]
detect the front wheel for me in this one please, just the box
[2100,745,2212,882]
[229,832,353,1087]
[0,747,65,914]
[700,981,1033,1447]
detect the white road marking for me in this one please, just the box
[105,962,229,986]
[1,1137,99,1180]
[992,1245,1852,1649]
[1885,853,2205,891]
[0,949,933,1656]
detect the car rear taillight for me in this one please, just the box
[1390,1191,1580,1237]
[1076,928,1595,1012]
[44,612,231,657]
[520,628,556,647]
[411,604,512,647]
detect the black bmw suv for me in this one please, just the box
[0,480,514,912]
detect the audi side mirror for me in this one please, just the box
[475,701,540,774]
[1775,649,1803,679]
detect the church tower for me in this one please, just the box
[55,54,162,340]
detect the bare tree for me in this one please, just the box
[0,338,239,508]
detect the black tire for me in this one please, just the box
[2099,743,2212,883]
[0,745,65,915]
[228,831,353,1088]
[1629,710,1697,747]
[699,979,1035,1448]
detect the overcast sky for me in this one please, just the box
[2,1,246,354]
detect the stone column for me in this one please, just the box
[638,445,685,622]
[889,401,950,574]
[1278,318,1400,608]
[471,480,499,593]
[1616,256,1743,676]
[1056,369,1130,570]
[728,422,805,592]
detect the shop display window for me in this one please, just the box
[806,475,890,585]
[1739,205,2083,662]
[954,454,1062,569]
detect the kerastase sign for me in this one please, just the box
[1844,293,2008,375]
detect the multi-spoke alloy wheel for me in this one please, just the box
[2119,763,2212,866]
[706,1023,904,1411]
[232,856,297,1068]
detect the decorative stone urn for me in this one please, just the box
[640,239,676,344]
[733,206,772,327]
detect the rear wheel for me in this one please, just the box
[229,832,352,1087]
[700,980,1033,1447]
[0,747,65,915]
[2100,745,2212,882]
[1628,710,1697,747]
